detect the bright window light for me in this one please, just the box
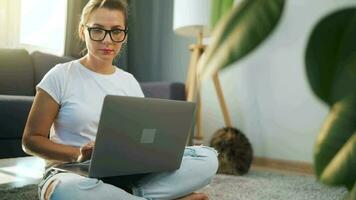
[20,0,67,55]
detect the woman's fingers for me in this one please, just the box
[78,141,95,162]
[84,141,94,149]
[87,141,95,147]
[82,141,94,151]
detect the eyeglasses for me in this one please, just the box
[85,25,127,43]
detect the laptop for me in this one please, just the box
[55,95,196,178]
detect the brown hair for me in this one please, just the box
[78,0,128,41]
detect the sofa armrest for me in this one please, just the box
[0,95,33,158]
[140,82,186,100]
[0,95,34,139]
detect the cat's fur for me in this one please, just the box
[210,127,253,175]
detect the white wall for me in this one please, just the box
[200,0,356,162]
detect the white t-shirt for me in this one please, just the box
[37,60,144,147]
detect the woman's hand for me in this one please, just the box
[77,141,95,162]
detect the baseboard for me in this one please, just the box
[252,157,314,175]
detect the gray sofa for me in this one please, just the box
[0,48,185,158]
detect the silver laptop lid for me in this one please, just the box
[89,95,196,178]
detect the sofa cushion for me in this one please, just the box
[31,51,73,85]
[0,48,35,95]
[140,82,186,100]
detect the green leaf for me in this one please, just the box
[346,183,356,200]
[198,0,285,80]
[306,8,356,193]
[332,55,356,106]
[305,8,356,106]
[320,133,356,190]
[314,94,356,190]
[211,0,234,29]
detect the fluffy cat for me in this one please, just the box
[210,127,253,175]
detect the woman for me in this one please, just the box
[22,0,218,200]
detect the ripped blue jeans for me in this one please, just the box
[38,146,219,200]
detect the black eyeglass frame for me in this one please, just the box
[85,25,128,43]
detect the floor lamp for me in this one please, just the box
[173,0,211,144]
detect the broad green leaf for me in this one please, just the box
[314,94,356,190]
[305,8,356,106]
[306,8,356,193]
[320,133,356,190]
[211,0,234,29]
[332,55,356,106]
[198,0,285,80]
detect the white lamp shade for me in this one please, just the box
[173,0,212,38]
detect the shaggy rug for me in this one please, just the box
[0,171,348,200]
[199,171,347,200]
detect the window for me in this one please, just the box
[19,0,67,55]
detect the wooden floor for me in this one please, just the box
[252,156,314,176]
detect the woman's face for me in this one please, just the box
[83,8,126,62]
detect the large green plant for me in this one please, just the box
[211,0,234,28]
[197,0,285,80]
[305,8,356,199]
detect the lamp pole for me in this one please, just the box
[173,0,212,145]
[186,31,206,145]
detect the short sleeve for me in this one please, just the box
[129,74,145,98]
[36,65,64,104]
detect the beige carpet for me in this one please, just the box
[199,170,347,200]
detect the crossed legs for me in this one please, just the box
[41,146,218,200]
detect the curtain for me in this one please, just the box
[127,0,193,82]
[0,0,21,48]
[64,0,88,58]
